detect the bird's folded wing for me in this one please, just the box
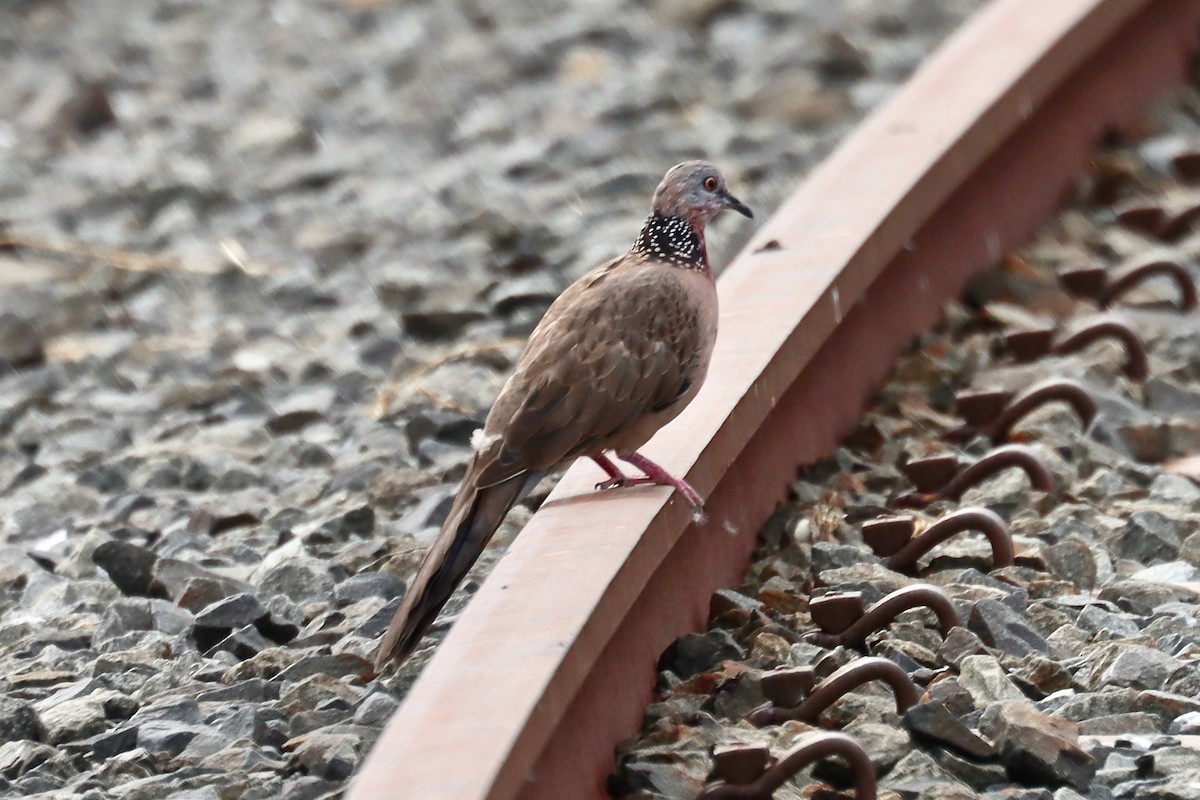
[473,265,700,489]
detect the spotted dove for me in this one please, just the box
[375,161,752,668]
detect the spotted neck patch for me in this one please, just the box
[630,213,708,271]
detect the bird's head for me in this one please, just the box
[651,161,753,228]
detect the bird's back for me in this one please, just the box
[473,256,717,486]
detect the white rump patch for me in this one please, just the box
[471,428,501,452]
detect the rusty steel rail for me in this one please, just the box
[348,2,1200,798]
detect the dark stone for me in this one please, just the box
[334,572,405,606]
[92,540,162,598]
[76,465,127,493]
[937,626,988,668]
[213,468,261,491]
[358,336,402,369]
[0,741,55,779]
[1042,539,1100,591]
[811,541,876,572]
[1078,712,1162,735]
[1098,580,1199,617]
[208,625,270,660]
[353,597,402,639]
[196,678,278,704]
[336,505,375,536]
[353,693,399,726]
[136,719,210,757]
[400,309,486,341]
[1010,654,1072,697]
[1110,511,1181,564]
[980,790,1051,800]
[980,701,1097,790]
[968,599,1050,656]
[289,709,349,738]
[906,700,998,759]
[189,509,261,536]
[157,560,255,608]
[255,614,301,645]
[926,679,978,719]
[933,748,1009,792]
[0,698,44,744]
[92,600,154,644]
[286,727,368,780]
[657,631,744,678]
[873,639,935,672]
[258,558,336,605]
[275,654,374,684]
[209,703,288,749]
[882,749,971,799]
[81,724,139,760]
[194,593,268,629]
[180,459,214,491]
[266,410,325,435]
[97,697,135,726]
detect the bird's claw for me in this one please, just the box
[594,475,706,522]
[595,475,645,491]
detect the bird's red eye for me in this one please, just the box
[703,176,719,192]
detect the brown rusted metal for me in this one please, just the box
[747,657,921,727]
[1053,316,1150,380]
[698,733,878,800]
[884,507,1014,573]
[711,744,772,786]
[759,667,816,707]
[1058,264,1109,298]
[903,454,964,492]
[806,584,962,648]
[939,444,1056,498]
[860,515,918,557]
[1172,150,1200,181]
[1005,327,1058,361]
[1158,202,1200,242]
[897,444,1056,507]
[1099,259,1199,310]
[955,388,1015,427]
[988,378,1099,441]
[1114,201,1167,235]
[1059,258,1198,312]
[809,592,867,635]
[348,3,1200,798]
[1003,316,1148,379]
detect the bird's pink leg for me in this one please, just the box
[592,454,630,488]
[606,451,704,514]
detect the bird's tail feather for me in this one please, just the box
[374,472,535,669]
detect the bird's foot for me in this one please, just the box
[613,452,706,521]
[595,474,652,491]
[592,454,632,491]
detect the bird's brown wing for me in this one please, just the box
[472,260,702,489]
[374,259,703,667]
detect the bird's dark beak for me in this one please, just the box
[723,191,753,219]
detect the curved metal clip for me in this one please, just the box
[747,657,921,727]
[865,507,1014,574]
[806,584,962,648]
[699,733,878,800]
[895,444,1054,507]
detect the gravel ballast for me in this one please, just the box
[0,1,986,797]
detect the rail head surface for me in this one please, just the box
[349,1,1200,798]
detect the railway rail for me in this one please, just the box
[349,1,1200,798]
